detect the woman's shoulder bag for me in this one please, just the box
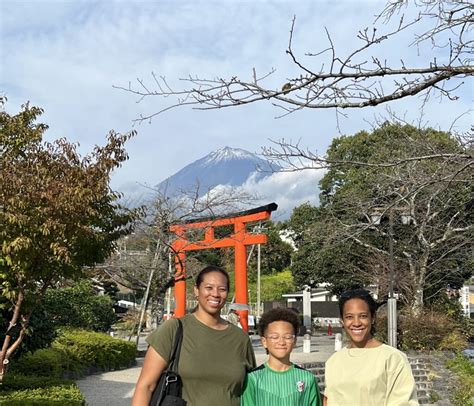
[149,318,186,406]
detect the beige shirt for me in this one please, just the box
[325,344,419,406]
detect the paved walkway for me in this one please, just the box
[75,333,338,406]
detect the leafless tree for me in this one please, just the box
[98,183,258,329]
[116,0,473,122]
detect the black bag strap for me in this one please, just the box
[167,319,183,373]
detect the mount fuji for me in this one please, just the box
[156,146,280,196]
[117,146,321,218]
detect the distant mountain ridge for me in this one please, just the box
[156,146,279,196]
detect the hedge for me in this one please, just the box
[0,375,85,406]
[0,385,85,406]
[3,329,136,404]
[53,329,137,371]
[0,374,76,391]
[11,329,136,378]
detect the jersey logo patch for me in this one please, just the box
[296,380,305,392]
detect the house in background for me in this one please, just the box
[276,284,382,328]
[279,285,341,327]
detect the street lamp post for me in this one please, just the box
[387,210,397,348]
[371,206,409,348]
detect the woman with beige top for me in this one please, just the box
[323,289,418,406]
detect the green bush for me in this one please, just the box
[0,374,75,391]
[0,299,57,359]
[40,280,117,332]
[11,329,136,379]
[0,385,85,405]
[2,329,134,405]
[9,348,74,378]
[53,329,136,371]
[0,375,85,406]
[376,309,469,351]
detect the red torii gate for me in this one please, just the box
[169,203,277,331]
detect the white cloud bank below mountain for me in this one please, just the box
[119,167,324,221]
[207,169,325,220]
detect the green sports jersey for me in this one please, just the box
[241,363,322,406]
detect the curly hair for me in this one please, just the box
[258,307,300,336]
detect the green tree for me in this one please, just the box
[290,123,472,311]
[248,270,295,302]
[0,103,140,380]
[283,203,319,250]
[286,203,369,294]
[40,280,116,332]
[248,221,293,276]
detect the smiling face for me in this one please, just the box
[261,320,296,362]
[194,271,228,316]
[341,298,374,348]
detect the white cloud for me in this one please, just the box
[242,170,324,219]
[201,169,324,220]
[2,0,470,192]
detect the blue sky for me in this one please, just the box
[1,0,471,216]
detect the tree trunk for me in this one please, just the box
[412,287,424,316]
[410,254,429,316]
[0,290,25,383]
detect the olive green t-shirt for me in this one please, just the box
[146,314,256,406]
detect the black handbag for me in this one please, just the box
[149,319,186,406]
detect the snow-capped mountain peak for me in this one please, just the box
[204,146,258,165]
[156,146,279,197]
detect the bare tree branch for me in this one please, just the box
[116,1,473,122]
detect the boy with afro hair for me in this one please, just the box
[241,308,322,405]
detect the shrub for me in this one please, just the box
[53,329,136,371]
[2,329,134,405]
[11,329,136,379]
[0,385,85,405]
[9,348,74,378]
[1,374,75,391]
[438,331,469,352]
[375,309,468,351]
[0,300,57,359]
[446,355,474,406]
[18,308,58,357]
[40,280,116,332]
[0,375,85,406]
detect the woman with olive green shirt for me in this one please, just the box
[132,266,256,406]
